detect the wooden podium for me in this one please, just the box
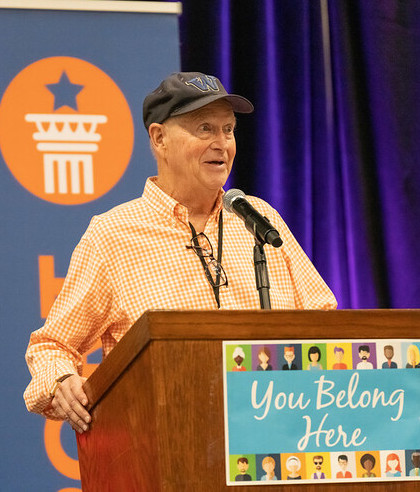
[77,309,420,491]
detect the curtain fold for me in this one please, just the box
[176,0,420,308]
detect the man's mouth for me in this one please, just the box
[205,160,225,165]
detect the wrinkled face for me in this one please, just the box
[156,100,236,198]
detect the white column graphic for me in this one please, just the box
[25,113,107,194]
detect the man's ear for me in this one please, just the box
[149,123,165,155]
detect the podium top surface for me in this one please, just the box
[137,309,420,340]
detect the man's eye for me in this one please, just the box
[200,124,212,132]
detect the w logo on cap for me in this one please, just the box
[185,75,220,92]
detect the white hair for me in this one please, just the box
[232,347,245,359]
[286,456,301,471]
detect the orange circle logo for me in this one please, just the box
[0,56,134,205]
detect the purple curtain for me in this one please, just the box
[171,0,420,309]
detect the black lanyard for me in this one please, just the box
[189,211,223,308]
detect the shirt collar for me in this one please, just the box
[142,177,224,230]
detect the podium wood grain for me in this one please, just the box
[77,309,420,491]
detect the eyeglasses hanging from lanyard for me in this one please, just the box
[187,211,228,308]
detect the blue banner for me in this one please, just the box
[0,2,180,491]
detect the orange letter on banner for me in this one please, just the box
[44,420,80,480]
[39,255,64,318]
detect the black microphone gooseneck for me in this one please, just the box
[223,189,283,309]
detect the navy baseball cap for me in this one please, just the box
[143,71,254,129]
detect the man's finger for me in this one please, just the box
[52,375,91,432]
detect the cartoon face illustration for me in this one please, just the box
[235,457,252,482]
[257,347,273,370]
[309,347,321,363]
[385,453,402,475]
[360,453,376,477]
[338,456,348,471]
[358,346,370,361]
[262,459,275,473]
[232,347,246,370]
[233,350,244,365]
[310,455,326,479]
[307,346,322,370]
[384,345,394,360]
[287,457,300,473]
[313,456,323,471]
[258,347,270,365]
[334,347,344,362]
[237,458,249,474]
[284,347,295,363]
[261,456,276,480]
[412,451,420,468]
[336,454,352,479]
[406,345,420,367]
[286,456,301,479]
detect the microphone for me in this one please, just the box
[223,189,283,248]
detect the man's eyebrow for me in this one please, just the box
[187,108,237,121]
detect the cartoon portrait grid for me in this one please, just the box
[227,340,420,373]
[229,449,420,482]
[227,340,420,483]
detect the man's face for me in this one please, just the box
[338,458,348,470]
[156,100,236,198]
[359,350,370,361]
[314,458,323,471]
[237,460,249,473]
[335,350,344,362]
[384,347,394,360]
[284,350,295,363]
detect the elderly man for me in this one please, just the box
[24,72,336,434]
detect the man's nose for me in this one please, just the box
[210,131,231,150]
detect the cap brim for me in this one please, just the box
[171,93,254,117]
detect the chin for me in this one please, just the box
[202,176,229,192]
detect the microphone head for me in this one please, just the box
[222,188,246,213]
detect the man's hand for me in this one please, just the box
[51,374,91,433]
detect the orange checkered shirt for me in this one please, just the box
[24,177,336,418]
